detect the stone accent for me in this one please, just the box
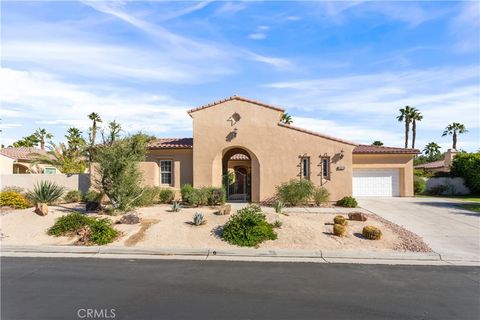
[34,203,48,216]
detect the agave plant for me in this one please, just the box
[171,200,182,212]
[28,180,65,204]
[273,200,284,214]
[193,212,206,226]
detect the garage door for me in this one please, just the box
[353,169,400,197]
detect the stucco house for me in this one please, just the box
[414,149,458,173]
[140,96,419,202]
[0,147,59,174]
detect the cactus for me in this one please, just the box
[272,220,282,228]
[273,200,284,214]
[362,226,382,240]
[333,215,348,226]
[193,212,206,226]
[333,224,346,237]
[171,200,182,212]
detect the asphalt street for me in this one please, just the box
[1,257,479,320]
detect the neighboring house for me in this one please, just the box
[0,147,59,174]
[414,149,457,173]
[141,96,419,201]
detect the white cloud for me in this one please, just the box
[215,1,248,15]
[285,16,301,21]
[249,33,266,40]
[449,2,480,53]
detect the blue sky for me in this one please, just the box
[1,1,479,152]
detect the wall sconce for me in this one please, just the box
[339,149,345,159]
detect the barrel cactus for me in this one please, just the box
[171,200,182,212]
[193,212,206,226]
[333,224,346,237]
[333,215,348,226]
[362,226,382,240]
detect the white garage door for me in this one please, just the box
[353,169,400,197]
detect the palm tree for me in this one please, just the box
[410,108,422,149]
[65,127,86,152]
[88,112,102,146]
[423,142,441,162]
[12,134,40,148]
[442,122,468,150]
[34,128,53,150]
[372,141,384,146]
[397,106,414,148]
[30,143,87,174]
[281,113,293,125]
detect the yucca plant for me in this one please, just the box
[28,181,65,205]
[273,200,284,214]
[192,212,206,226]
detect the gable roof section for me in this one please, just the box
[354,145,420,154]
[187,95,285,115]
[0,147,49,160]
[149,138,193,149]
[278,123,358,146]
[414,160,445,169]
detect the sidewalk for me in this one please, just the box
[2,245,478,266]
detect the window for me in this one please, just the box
[160,160,172,185]
[301,157,310,179]
[44,167,56,174]
[321,157,330,179]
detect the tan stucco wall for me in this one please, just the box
[145,149,193,189]
[0,155,60,174]
[191,99,356,201]
[0,155,14,174]
[352,154,415,196]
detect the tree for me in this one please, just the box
[280,113,293,125]
[30,142,87,174]
[65,127,86,153]
[88,112,102,147]
[102,120,122,146]
[12,134,40,148]
[423,142,441,162]
[94,134,148,211]
[397,106,414,148]
[410,108,423,149]
[442,122,468,150]
[451,152,480,194]
[34,128,53,150]
[372,141,384,146]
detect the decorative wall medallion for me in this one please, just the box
[227,112,241,126]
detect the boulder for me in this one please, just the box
[34,203,48,216]
[117,213,141,225]
[77,225,92,245]
[348,212,367,221]
[217,204,231,215]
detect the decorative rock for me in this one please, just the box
[348,212,367,221]
[34,203,48,216]
[117,213,141,225]
[217,204,231,215]
[77,225,92,245]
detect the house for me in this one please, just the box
[140,96,419,201]
[0,147,59,174]
[414,149,458,173]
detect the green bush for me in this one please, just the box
[204,187,226,205]
[27,180,65,204]
[0,191,31,209]
[158,188,175,204]
[336,196,358,208]
[83,190,102,203]
[276,179,314,206]
[414,176,426,194]
[133,186,160,207]
[362,226,382,240]
[333,224,346,237]
[333,215,348,226]
[64,190,82,203]
[451,153,480,194]
[48,212,118,245]
[222,205,277,247]
[313,187,330,206]
[181,185,225,206]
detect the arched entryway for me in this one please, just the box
[222,148,252,202]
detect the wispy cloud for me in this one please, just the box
[248,25,270,40]
[215,1,248,15]
[449,1,480,53]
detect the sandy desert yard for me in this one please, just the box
[0,203,430,252]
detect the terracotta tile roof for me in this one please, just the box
[0,147,49,160]
[414,160,445,169]
[148,138,193,149]
[229,153,250,161]
[278,123,358,146]
[354,145,421,154]
[187,95,285,115]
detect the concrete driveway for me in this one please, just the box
[358,197,480,261]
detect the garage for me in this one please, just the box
[352,168,400,197]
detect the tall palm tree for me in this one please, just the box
[30,143,87,174]
[410,108,422,149]
[34,128,53,150]
[397,106,414,148]
[88,112,102,146]
[442,122,468,150]
[281,113,293,125]
[12,134,39,148]
[423,142,441,162]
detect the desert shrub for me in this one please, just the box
[273,200,284,214]
[192,212,206,226]
[222,204,277,247]
[336,196,358,208]
[133,186,160,207]
[181,184,194,201]
[362,226,382,240]
[0,191,31,209]
[48,212,118,245]
[414,176,426,194]
[313,187,330,206]
[181,184,201,206]
[1,186,25,194]
[83,190,102,202]
[204,187,226,205]
[451,152,480,194]
[427,184,448,195]
[333,215,348,226]
[27,180,65,204]
[276,179,314,206]
[272,220,282,228]
[181,185,224,206]
[64,190,82,203]
[158,188,175,204]
[333,224,346,237]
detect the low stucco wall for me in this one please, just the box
[1,174,90,193]
[425,177,470,195]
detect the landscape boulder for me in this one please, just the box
[117,213,141,225]
[216,204,231,215]
[34,203,48,216]
[348,212,367,221]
